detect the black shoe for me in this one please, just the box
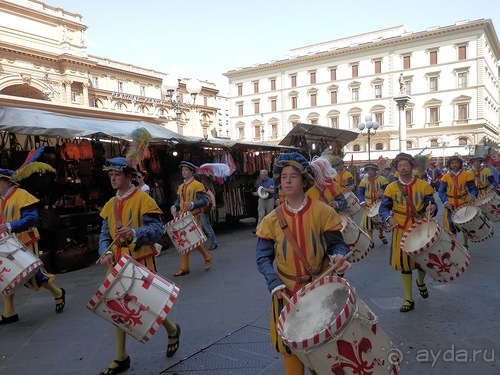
[399,300,415,313]
[0,314,19,325]
[416,281,429,299]
[208,243,218,251]
[99,356,130,375]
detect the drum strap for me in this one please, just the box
[315,185,328,203]
[275,206,319,278]
[396,181,419,217]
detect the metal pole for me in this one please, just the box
[367,130,371,162]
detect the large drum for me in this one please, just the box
[339,213,372,262]
[343,191,361,217]
[164,211,207,255]
[277,276,400,374]
[367,201,391,232]
[452,204,494,243]
[0,234,43,296]
[475,192,500,222]
[86,254,180,343]
[401,219,470,282]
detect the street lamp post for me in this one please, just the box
[161,75,202,134]
[438,135,448,168]
[357,115,379,162]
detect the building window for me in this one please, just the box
[429,107,440,124]
[253,101,260,114]
[91,76,98,88]
[404,80,412,94]
[140,85,146,97]
[351,115,360,129]
[458,72,468,88]
[457,104,468,123]
[351,64,358,78]
[71,91,77,102]
[374,112,383,126]
[430,138,439,147]
[203,96,208,106]
[253,81,259,94]
[406,109,413,126]
[270,98,277,112]
[330,90,338,104]
[352,88,359,102]
[270,78,276,91]
[116,103,122,110]
[254,125,261,139]
[406,141,413,149]
[291,96,298,109]
[310,93,317,107]
[375,143,383,150]
[290,74,297,88]
[429,76,439,92]
[374,84,382,98]
[237,127,245,140]
[353,144,361,152]
[458,45,467,60]
[237,84,243,96]
[90,98,98,108]
[403,55,411,69]
[271,124,278,139]
[309,71,316,84]
[458,137,468,146]
[330,67,337,81]
[429,50,438,65]
[237,103,243,116]
[374,60,381,74]
[117,81,123,92]
[330,117,339,128]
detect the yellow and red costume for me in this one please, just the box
[306,180,347,212]
[357,175,388,233]
[438,170,477,233]
[467,167,495,198]
[379,178,436,271]
[334,170,354,192]
[172,177,211,272]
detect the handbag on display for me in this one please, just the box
[54,239,90,273]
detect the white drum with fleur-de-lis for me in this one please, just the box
[475,192,500,222]
[277,276,400,374]
[401,218,470,282]
[86,255,180,343]
[165,211,207,255]
[452,204,493,243]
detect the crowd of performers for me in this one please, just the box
[2,135,500,375]
[255,150,500,375]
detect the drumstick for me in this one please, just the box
[281,293,299,312]
[95,219,133,264]
[308,250,355,289]
[426,208,431,237]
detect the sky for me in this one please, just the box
[42,0,500,94]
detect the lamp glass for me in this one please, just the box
[365,115,372,122]
[161,75,179,93]
[373,121,379,130]
[358,122,366,131]
[186,79,202,95]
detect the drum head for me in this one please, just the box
[401,219,440,255]
[281,282,350,343]
[453,205,479,224]
[367,202,381,218]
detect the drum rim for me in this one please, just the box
[277,276,357,349]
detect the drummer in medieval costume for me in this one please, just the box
[467,156,498,197]
[98,156,181,374]
[357,163,389,246]
[427,159,443,191]
[379,153,438,313]
[307,156,347,212]
[256,152,351,375]
[170,161,212,276]
[0,148,66,325]
[332,158,355,193]
[438,155,478,249]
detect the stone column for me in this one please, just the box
[394,95,411,152]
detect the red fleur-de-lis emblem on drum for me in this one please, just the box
[0,259,11,283]
[490,203,500,217]
[426,252,453,274]
[171,229,190,247]
[329,338,384,374]
[105,295,149,328]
